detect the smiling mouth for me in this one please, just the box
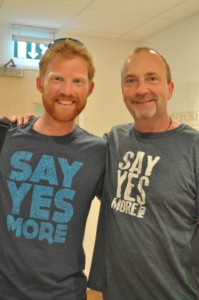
[133,99,154,104]
[56,99,75,106]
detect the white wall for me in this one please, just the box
[79,37,134,136]
[139,11,199,130]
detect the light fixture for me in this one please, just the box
[12,24,58,44]
[12,34,52,44]
[12,24,58,34]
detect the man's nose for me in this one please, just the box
[136,80,148,94]
[60,82,74,95]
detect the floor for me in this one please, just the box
[87,289,103,300]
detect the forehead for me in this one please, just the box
[46,55,89,75]
[123,51,167,77]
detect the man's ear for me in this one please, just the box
[168,80,174,100]
[88,81,94,97]
[36,76,43,93]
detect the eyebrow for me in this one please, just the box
[146,72,159,76]
[124,74,136,79]
[125,71,159,77]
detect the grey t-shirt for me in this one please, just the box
[89,123,199,300]
[0,119,106,300]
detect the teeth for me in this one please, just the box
[57,100,73,105]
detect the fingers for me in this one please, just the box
[3,115,18,123]
[3,114,34,125]
[21,114,32,125]
[3,116,11,121]
[16,114,23,126]
[17,114,33,125]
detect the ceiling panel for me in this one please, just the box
[124,18,177,40]
[89,0,183,16]
[160,0,199,20]
[33,0,93,5]
[0,0,198,41]
[67,9,149,34]
[0,0,81,28]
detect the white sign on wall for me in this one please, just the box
[14,41,48,60]
[169,82,199,130]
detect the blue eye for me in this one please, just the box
[146,74,160,84]
[127,78,134,83]
[149,76,156,81]
[55,76,61,81]
[74,78,87,85]
[124,77,138,86]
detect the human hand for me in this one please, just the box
[3,114,35,126]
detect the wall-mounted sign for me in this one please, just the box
[14,41,48,60]
[170,110,199,130]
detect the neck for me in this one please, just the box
[33,116,75,136]
[134,116,180,133]
[165,116,172,131]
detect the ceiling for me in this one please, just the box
[0,0,199,42]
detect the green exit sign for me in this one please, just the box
[14,41,48,60]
